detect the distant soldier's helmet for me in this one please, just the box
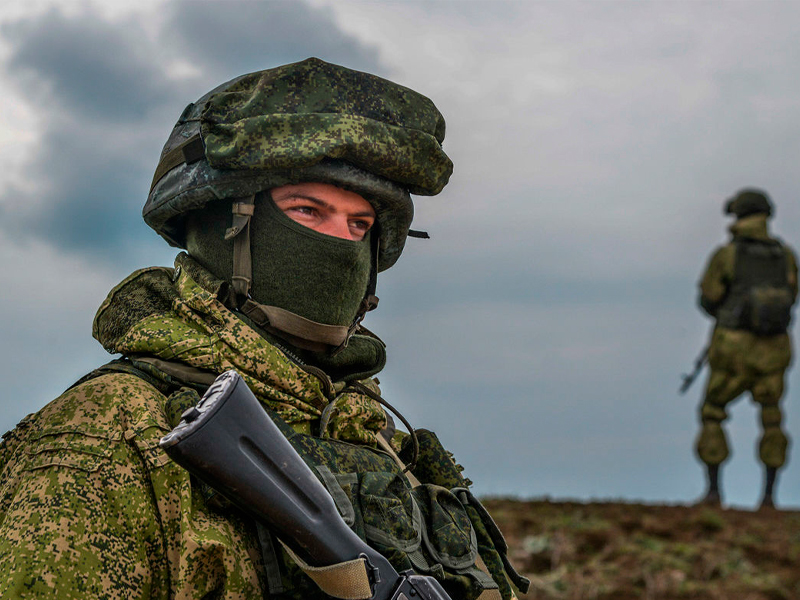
[724,188,773,219]
[143,58,453,350]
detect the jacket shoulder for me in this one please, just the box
[0,372,173,600]
[778,240,798,263]
[28,372,168,441]
[1,372,170,508]
[701,243,735,280]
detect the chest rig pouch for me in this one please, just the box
[719,239,794,335]
[268,418,528,600]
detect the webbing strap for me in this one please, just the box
[337,295,378,352]
[375,433,422,488]
[471,556,503,599]
[453,488,531,594]
[349,381,419,474]
[132,356,218,387]
[256,522,286,595]
[281,543,373,600]
[239,301,351,347]
[150,134,205,192]
[224,196,256,303]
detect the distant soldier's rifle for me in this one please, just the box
[679,346,709,394]
[159,370,453,600]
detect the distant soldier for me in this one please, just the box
[695,189,798,508]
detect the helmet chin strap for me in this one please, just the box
[225,195,256,301]
[224,195,379,353]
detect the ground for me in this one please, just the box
[485,498,800,600]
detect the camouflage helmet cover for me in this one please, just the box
[143,58,454,271]
[724,188,773,219]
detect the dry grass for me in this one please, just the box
[485,498,800,600]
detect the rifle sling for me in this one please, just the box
[280,542,373,600]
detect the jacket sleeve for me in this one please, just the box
[0,377,169,600]
[784,245,798,303]
[698,245,732,317]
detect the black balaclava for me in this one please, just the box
[185,188,386,381]
[186,190,373,329]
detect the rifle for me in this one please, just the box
[679,346,709,394]
[159,370,453,600]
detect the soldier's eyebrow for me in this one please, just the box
[350,207,376,218]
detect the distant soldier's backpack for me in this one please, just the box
[746,285,794,335]
[719,238,794,335]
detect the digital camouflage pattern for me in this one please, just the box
[696,214,798,468]
[92,253,387,441]
[400,430,530,599]
[0,371,264,599]
[201,58,451,195]
[0,255,387,599]
[265,417,525,600]
[144,58,454,272]
[0,255,524,599]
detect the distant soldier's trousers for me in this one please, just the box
[695,327,793,468]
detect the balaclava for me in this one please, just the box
[185,190,374,333]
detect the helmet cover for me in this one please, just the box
[724,188,773,219]
[143,57,453,271]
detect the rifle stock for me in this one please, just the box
[159,370,453,600]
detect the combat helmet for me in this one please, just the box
[143,58,453,350]
[724,188,773,219]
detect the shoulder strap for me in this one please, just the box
[67,357,172,394]
[68,356,217,397]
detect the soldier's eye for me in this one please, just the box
[351,220,372,231]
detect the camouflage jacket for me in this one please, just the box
[699,214,798,319]
[0,255,391,599]
[698,215,797,372]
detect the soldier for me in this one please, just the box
[0,59,528,599]
[695,188,798,509]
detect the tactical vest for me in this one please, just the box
[716,238,794,335]
[72,358,530,600]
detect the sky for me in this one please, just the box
[1,0,800,510]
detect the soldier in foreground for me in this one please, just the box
[694,189,797,509]
[0,59,528,599]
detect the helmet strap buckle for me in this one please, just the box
[225,195,256,307]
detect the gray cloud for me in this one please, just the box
[3,9,173,121]
[0,7,187,267]
[164,0,383,77]
[0,1,384,269]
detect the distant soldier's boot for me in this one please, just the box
[759,467,778,510]
[700,464,722,506]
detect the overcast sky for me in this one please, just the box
[2,0,800,510]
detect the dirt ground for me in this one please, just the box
[485,498,800,600]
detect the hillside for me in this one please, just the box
[485,498,800,600]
